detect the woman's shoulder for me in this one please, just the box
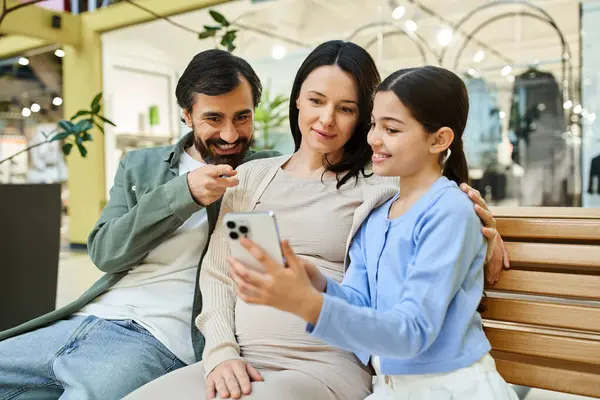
[235,155,290,181]
[357,173,399,203]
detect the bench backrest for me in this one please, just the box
[483,207,600,398]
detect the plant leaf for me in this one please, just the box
[70,110,91,121]
[209,10,230,27]
[50,131,71,142]
[270,95,289,110]
[96,115,116,127]
[272,115,288,129]
[74,119,93,133]
[198,30,217,39]
[91,92,102,110]
[203,25,221,31]
[76,143,88,158]
[62,143,73,155]
[58,120,75,133]
[92,120,105,134]
[81,132,93,141]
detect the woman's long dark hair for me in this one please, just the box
[377,66,469,186]
[288,40,381,188]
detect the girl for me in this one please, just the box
[229,66,519,399]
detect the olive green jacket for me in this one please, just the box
[0,132,280,362]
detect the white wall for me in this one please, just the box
[101,27,190,196]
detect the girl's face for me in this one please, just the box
[368,90,439,178]
[296,65,360,158]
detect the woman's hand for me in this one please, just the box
[460,183,510,284]
[205,359,263,399]
[228,239,324,325]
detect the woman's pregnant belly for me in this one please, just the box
[235,298,362,368]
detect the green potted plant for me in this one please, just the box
[253,87,289,150]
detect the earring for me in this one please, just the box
[443,149,452,164]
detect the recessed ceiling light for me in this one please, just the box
[271,45,286,60]
[404,20,418,32]
[473,50,485,63]
[437,28,453,47]
[392,6,405,20]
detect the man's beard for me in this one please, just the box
[193,134,251,169]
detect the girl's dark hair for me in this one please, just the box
[377,66,469,185]
[289,40,381,188]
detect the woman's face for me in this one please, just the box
[296,65,360,158]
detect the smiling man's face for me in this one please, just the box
[183,75,255,168]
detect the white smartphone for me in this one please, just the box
[223,211,284,272]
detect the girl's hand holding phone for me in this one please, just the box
[228,239,325,325]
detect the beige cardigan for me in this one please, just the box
[195,155,399,376]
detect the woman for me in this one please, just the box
[125,40,505,400]
[230,66,519,399]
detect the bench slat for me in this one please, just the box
[505,242,600,269]
[490,207,600,219]
[485,269,600,300]
[496,218,600,241]
[481,298,600,333]
[485,327,600,365]
[492,350,600,398]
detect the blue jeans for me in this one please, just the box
[0,315,186,400]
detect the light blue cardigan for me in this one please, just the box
[308,177,491,375]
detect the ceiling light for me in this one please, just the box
[54,49,65,58]
[392,6,405,20]
[573,104,583,114]
[404,20,418,32]
[473,50,485,63]
[31,103,41,113]
[22,107,31,117]
[563,100,573,110]
[437,27,453,47]
[467,68,477,77]
[271,45,286,60]
[53,97,63,106]
[500,65,512,77]
[499,111,506,120]
[18,57,29,66]
[507,75,515,83]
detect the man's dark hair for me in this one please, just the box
[176,49,262,112]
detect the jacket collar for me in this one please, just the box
[163,131,194,170]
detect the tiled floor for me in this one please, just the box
[57,250,595,400]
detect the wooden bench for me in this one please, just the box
[483,207,600,398]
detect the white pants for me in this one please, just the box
[366,353,519,400]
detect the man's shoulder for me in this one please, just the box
[120,144,174,168]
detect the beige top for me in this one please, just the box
[195,155,399,380]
